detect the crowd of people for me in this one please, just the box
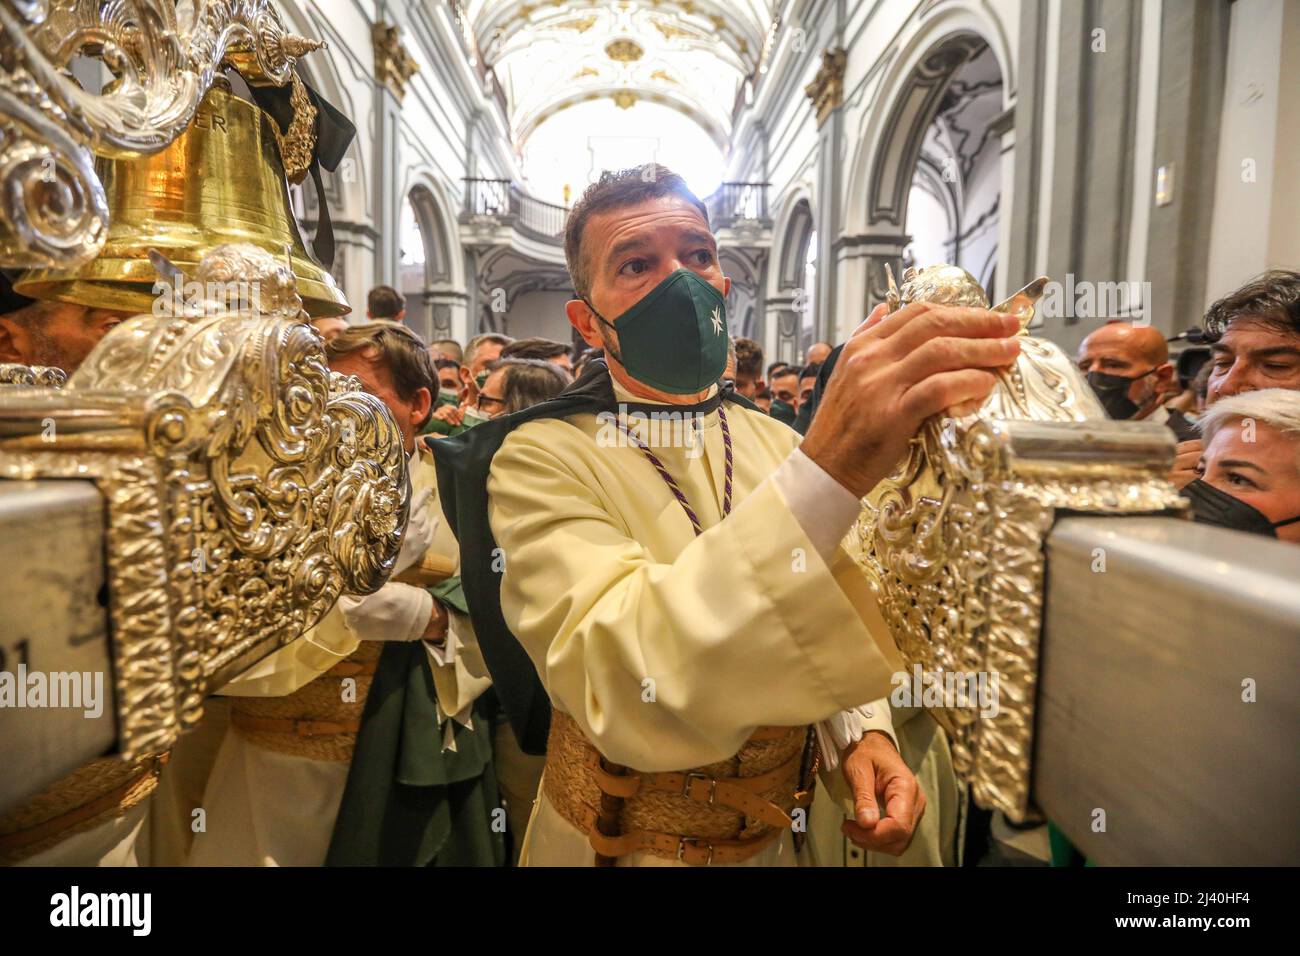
[0,163,1296,869]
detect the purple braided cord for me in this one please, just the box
[718,404,733,517]
[614,404,734,536]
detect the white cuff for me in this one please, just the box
[771,447,863,563]
[815,698,897,771]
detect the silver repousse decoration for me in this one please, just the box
[0,362,65,386]
[848,265,1187,821]
[0,0,319,269]
[0,243,409,759]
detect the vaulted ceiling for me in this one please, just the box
[465,0,779,150]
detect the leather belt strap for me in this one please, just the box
[588,749,805,832]
[0,753,169,855]
[230,712,361,737]
[571,787,814,866]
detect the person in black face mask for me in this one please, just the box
[1180,388,1300,543]
[1076,321,1197,440]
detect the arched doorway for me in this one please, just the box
[398,186,457,342]
[771,197,816,363]
[865,32,1006,304]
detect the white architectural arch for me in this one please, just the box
[397,170,471,342]
[843,1,1014,238]
[838,1,1014,313]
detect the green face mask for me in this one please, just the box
[588,268,729,395]
[769,400,797,426]
[437,388,459,407]
[462,407,493,428]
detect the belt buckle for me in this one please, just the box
[676,837,714,866]
[682,771,717,805]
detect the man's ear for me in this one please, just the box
[566,298,605,351]
[0,319,24,363]
[723,275,731,297]
[411,386,432,428]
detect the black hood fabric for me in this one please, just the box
[431,359,757,754]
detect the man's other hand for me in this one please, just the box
[839,730,926,856]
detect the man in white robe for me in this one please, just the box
[467,165,1023,866]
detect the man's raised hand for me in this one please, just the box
[801,302,1021,498]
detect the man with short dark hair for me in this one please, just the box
[792,362,822,435]
[437,163,1022,867]
[769,364,800,426]
[1171,270,1300,487]
[366,284,406,322]
[500,336,573,372]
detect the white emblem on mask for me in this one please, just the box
[710,306,724,335]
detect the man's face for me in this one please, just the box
[328,348,430,454]
[311,318,349,342]
[1201,420,1300,544]
[0,302,130,373]
[565,196,731,394]
[798,374,817,409]
[1206,319,1300,404]
[477,368,509,418]
[461,342,505,401]
[771,371,799,408]
[1076,325,1171,415]
[437,365,461,394]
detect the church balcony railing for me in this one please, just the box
[462,178,569,244]
[706,181,772,228]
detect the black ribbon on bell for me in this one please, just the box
[247,72,357,272]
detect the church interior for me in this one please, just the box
[0,0,1296,909]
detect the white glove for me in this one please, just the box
[340,584,433,642]
[393,484,435,576]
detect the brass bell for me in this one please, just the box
[17,82,349,318]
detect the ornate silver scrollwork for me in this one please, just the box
[0,0,320,269]
[0,362,65,386]
[848,265,1187,821]
[0,243,408,758]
